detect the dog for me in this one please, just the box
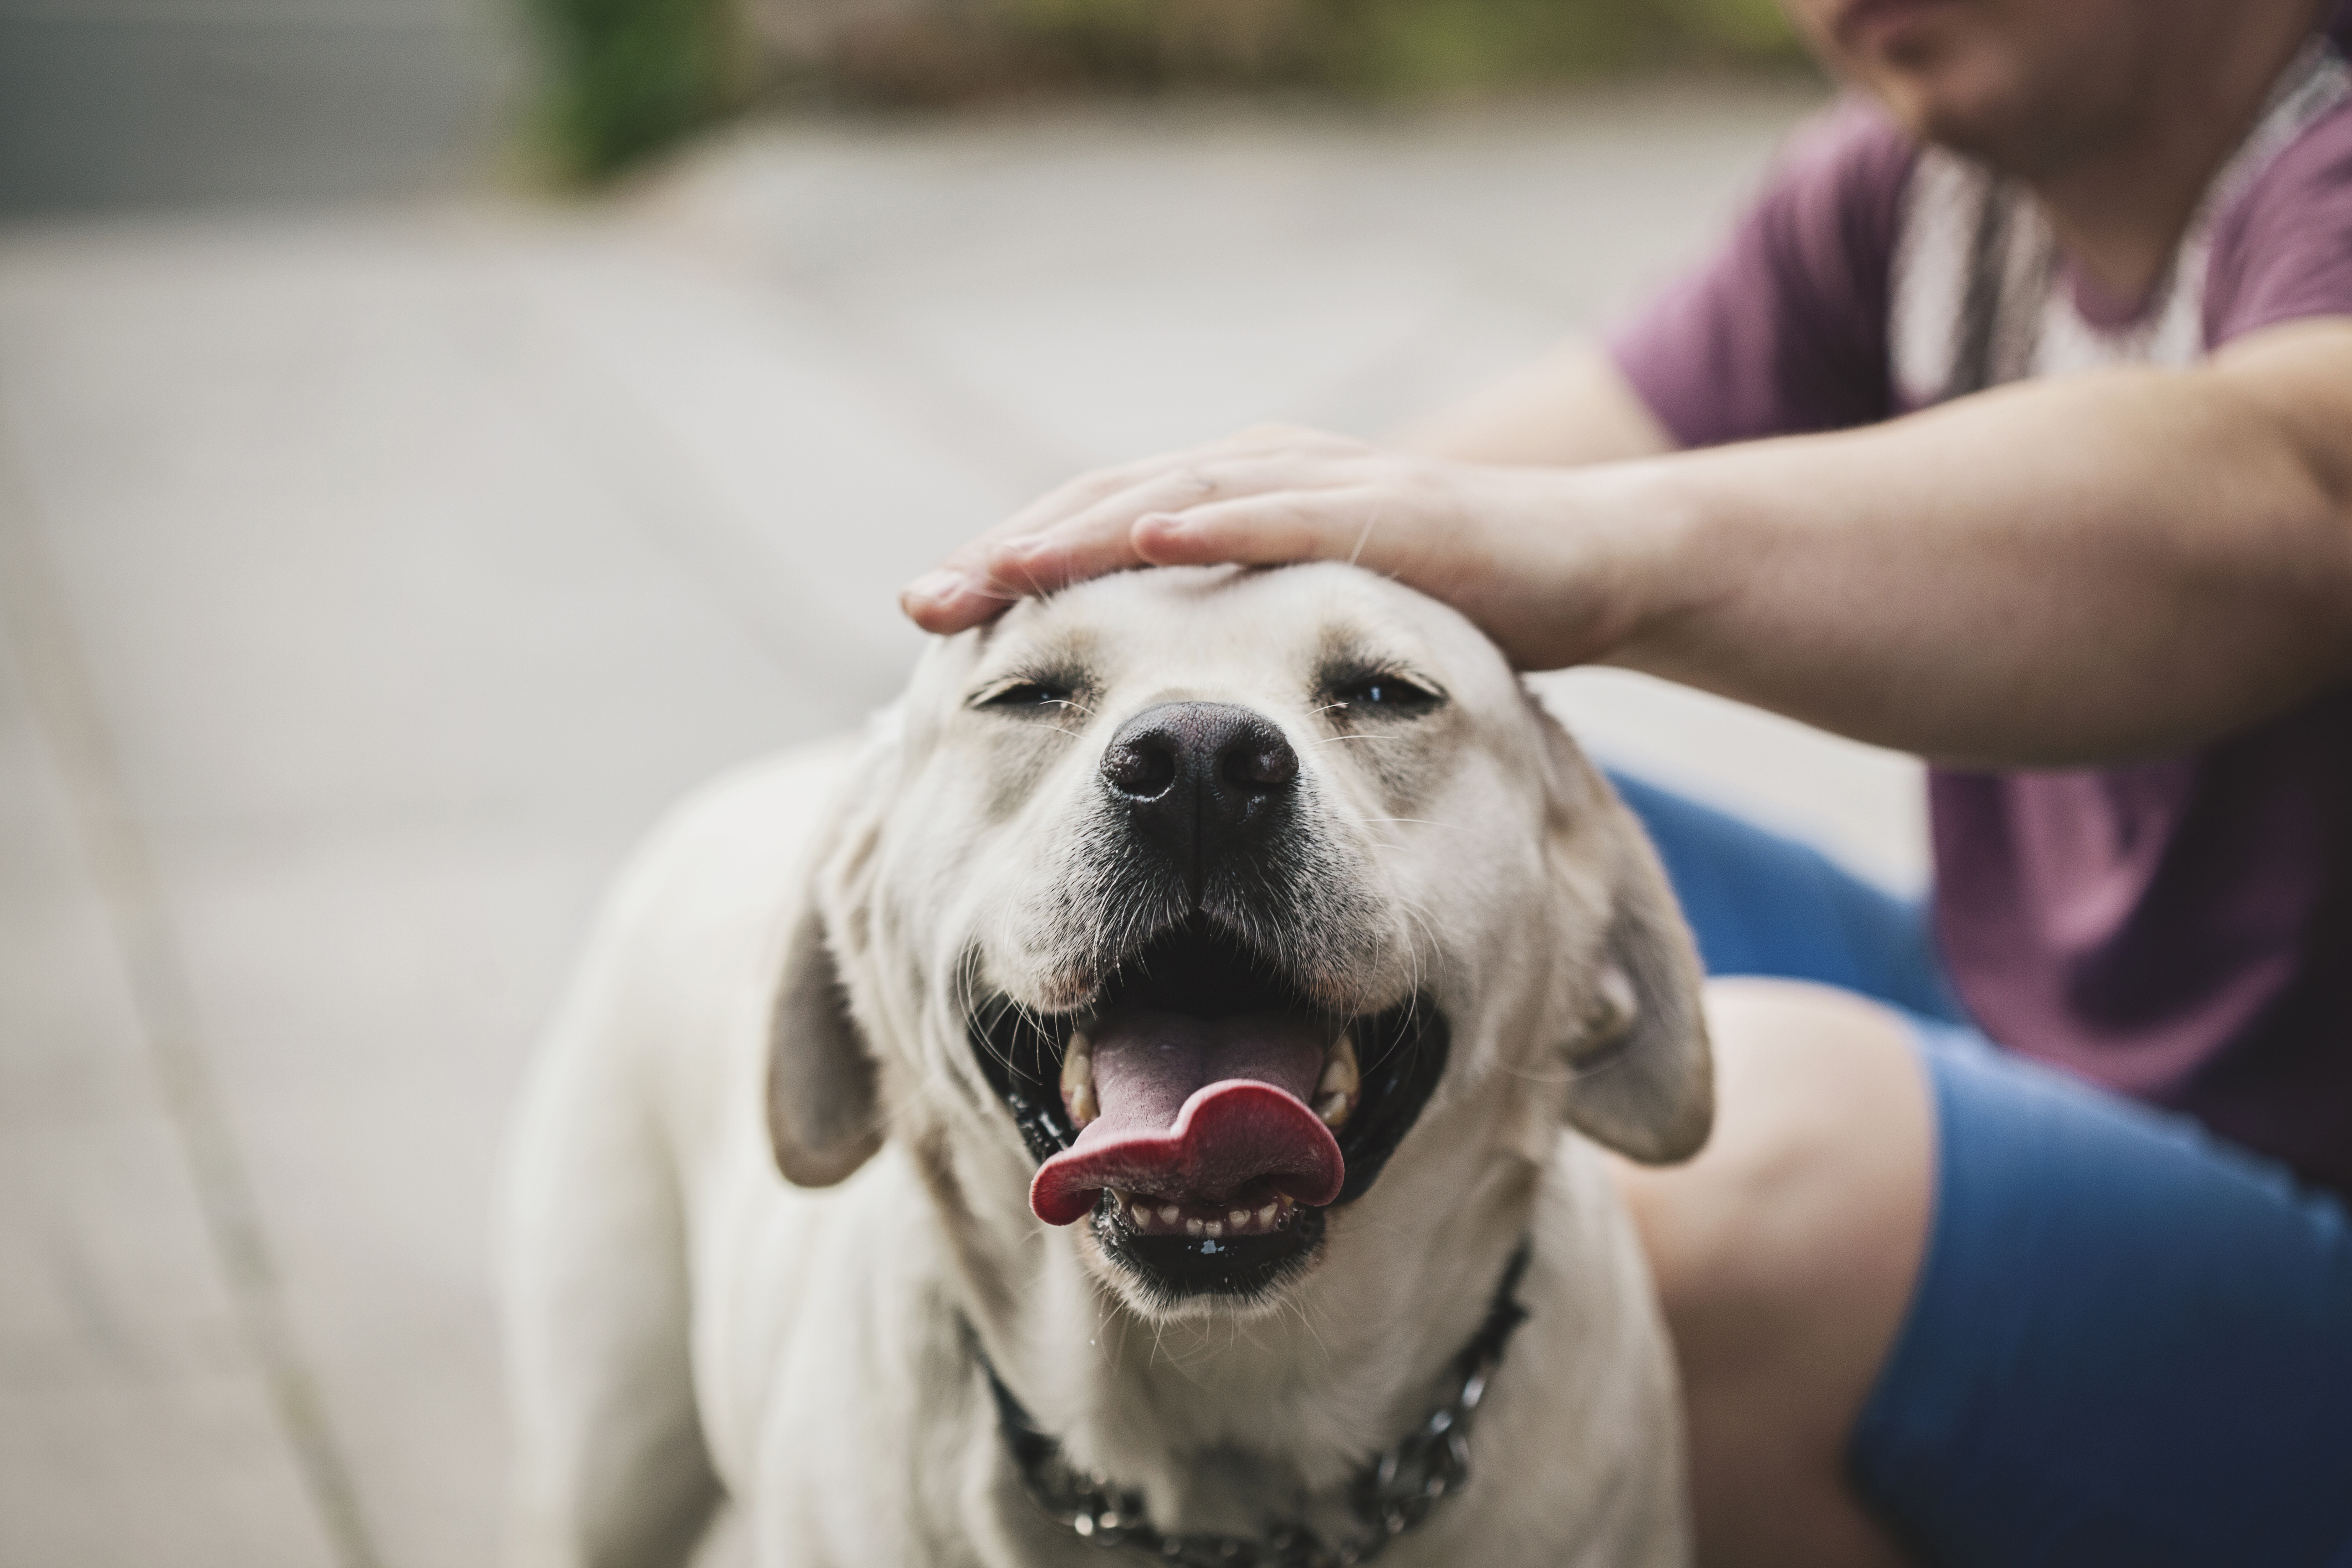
[499,561,1711,1568]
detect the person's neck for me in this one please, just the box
[2030,0,2327,302]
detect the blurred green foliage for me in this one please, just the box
[531,0,1803,180]
[529,0,740,179]
[1008,0,1801,95]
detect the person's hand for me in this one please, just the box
[898,424,1662,670]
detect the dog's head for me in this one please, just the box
[767,563,1708,1319]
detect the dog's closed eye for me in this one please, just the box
[1323,669,1445,716]
[972,677,1085,714]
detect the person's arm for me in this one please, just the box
[904,340,1672,624]
[1609,319,2352,763]
[902,318,2352,768]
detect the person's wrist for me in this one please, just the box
[1462,457,1711,671]
[1573,454,1730,675]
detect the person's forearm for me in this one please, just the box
[901,323,2352,766]
[1594,322,2352,765]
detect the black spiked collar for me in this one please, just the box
[972,1240,1533,1566]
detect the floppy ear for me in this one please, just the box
[765,744,893,1188]
[1537,707,1714,1164]
[766,902,883,1186]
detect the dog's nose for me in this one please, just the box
[1102,702,1298,886]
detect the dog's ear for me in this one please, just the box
[1536,703,1714,1164]
[766,740,894,1188]
[767,903,883,1186]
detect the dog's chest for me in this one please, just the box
[723,1236,1687,1567]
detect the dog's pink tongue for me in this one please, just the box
[1029,1011,1343,1226]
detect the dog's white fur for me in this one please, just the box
[500,563,1710,1568]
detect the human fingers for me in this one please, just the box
[901,428,1365,633]
[1127,484,1436,576]
[1127,443,1475,576]
[976,462,1236,601]
[981,435,1393,591]
[903,456,1248,632]
[1123,464,1607,672]
[901,464,1165,632]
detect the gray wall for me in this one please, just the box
[0,0,522,213]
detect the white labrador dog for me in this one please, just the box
[500,562,1710,1568]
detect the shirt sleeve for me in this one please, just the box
[2205,96,2352,345]
[1607,98,1918,449]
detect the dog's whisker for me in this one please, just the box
[875,1073,941,1135]
[1278,1293,1334,1367]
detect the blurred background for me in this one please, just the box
[0,4,1921,1565]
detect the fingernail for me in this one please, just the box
[993,534,1048,561]
[903,569,965,605]
[1137,511,1191,533]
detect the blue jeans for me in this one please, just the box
[1613,772,2352,1568]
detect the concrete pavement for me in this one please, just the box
[0,85,1922,1568]
[0,0,517,213]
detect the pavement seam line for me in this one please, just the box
[0,446,387,1568]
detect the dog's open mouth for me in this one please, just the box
[970,919,1449,1298]
[1032,1008,1344,1229]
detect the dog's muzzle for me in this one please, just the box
[970,918,1449,1303]
[1100,700,1298,903]
[966,700,1451,1302]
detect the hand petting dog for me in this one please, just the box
[900,424,1669,676]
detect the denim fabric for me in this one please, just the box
[1612,770,2352,1567]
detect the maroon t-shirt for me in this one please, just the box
[1610,21,2352,1198]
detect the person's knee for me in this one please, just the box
[1627,978,1932,1348]
[1612,979,1933,1567]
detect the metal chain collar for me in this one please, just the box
[978,1242,1532,1568]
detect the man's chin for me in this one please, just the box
[1851,50,2052,172]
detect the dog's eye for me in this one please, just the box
[1327,673,1443,714]
[976,679,1078,713]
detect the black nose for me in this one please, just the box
[1101,701,1299,894]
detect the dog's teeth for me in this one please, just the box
[1185,1217,1205,1238]
[1132,1202,1153,1228]
[1315,1032,1361,1129]
[1228,1208,1249,1229]
[1203,1220,1224,1238]
[1060,1030,1097,1127]
[1159,1204,1181,1225]
[1257,1203,1279,1228]
[1318,1031,1360,1093]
